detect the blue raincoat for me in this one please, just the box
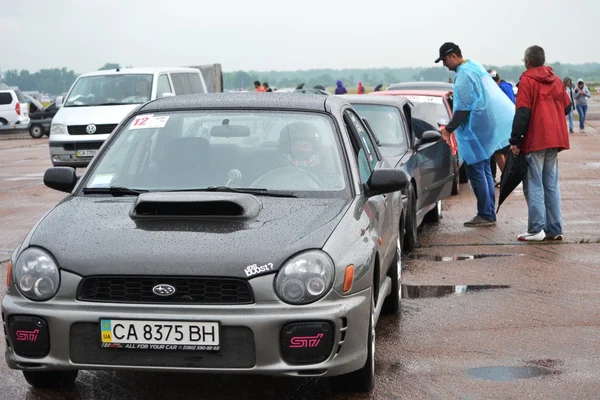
[453,60,514,164]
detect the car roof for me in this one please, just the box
[138,92,351,113]
[338,94,409,107]
[387,81,453,91]
[77,67,201,78]
[371,90,449,97]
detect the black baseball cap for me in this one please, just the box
[435,42,460,63]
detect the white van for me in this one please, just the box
[49,67,207,167]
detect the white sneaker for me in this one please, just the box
[518,230,545,242]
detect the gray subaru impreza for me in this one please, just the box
[2,93,407,393]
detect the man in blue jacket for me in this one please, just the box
[437,42,514,227]
[488,70,516,104]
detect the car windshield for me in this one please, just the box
[64,74,153,107]
[403,96,450,127]
[83,111,348,196]
[351,104,408,148]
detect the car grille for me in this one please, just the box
[68,124,117,135]
[62,142,104,151]
[70,323,256,368]
[77,276,254,305]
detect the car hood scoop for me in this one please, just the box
[130,192,261,220]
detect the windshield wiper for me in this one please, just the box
[82,186,148,196]
[170,186,297,198]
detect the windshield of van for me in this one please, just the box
[64,74,153,107]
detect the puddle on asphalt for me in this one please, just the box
[467,366,552,382]
[401,285,510,299]
[407,253,520,262]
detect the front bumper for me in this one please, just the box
[2,271,371,377]
[48,132,108,167]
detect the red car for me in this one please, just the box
[370,89,467,194]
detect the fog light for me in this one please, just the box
[9,316,50,357]
[280,322,334,365]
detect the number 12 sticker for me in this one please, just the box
[129,114,170,130]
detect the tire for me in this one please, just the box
[403,187,418,252]
[333,290,376,393]
[29,124,44,139]
[451,160,460,195]
[459,163,469,184]
[424,200,442,223]
[383,237,402,314]
[23,370,79,388]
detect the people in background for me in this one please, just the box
[574,79,592,133]
[488,70,516,104]
[509,45,571,242]
[254,81,265,92]
[374,84,383,92]
[488,69,515,186]
[263,82,273,92]
[357,82,365,94]
[335,80,347,95]
[563,77,575,133]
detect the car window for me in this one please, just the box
[83,111,348,196]
[64,74,153,107]
[403,95,450,127]
[344,110,379,184]
[0,93,12,105]
[187,73,204,93]
[157,75,172,96]
[351,104,408,148]
[170,73,197,95]
[14,90,26,103]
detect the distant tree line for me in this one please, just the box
[2,62,599,95]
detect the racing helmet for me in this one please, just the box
[278,122,322,168]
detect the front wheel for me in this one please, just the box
[29,124,45,139]
[23,370,79,388]
[424,200,442,223]
[383,237,402,314]
[404,187,418,252]
[332,291,375,393]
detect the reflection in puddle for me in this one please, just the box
[467,366,552,381]
[401,285,510,299]
[407,253,520,262]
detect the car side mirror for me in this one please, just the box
[55,96,64,108]
[161,92,175,98]
[365,169,408,197]
[419,130,443,145]
[44,167,78,193]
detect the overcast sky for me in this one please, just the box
[2,0,598,74]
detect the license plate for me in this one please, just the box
[76,150,97,157]
[100,319,220,351]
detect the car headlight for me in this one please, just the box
[14,248,60,301]
[50,124,67,135]
[274,250,335,305]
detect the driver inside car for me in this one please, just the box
[278,122,323,169]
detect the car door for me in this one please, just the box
[156,74,174,98]
[343,108,396,277]
[408,104,453,210]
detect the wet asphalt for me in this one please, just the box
[1,103,600,399]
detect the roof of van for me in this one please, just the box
[77,67,201,77]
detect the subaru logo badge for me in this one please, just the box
[152,284,176,297]
[86,124,97,134]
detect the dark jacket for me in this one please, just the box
[335,80,347,95]
[510,66,571,154]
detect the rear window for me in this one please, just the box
[171,73,204,95]
[14,90,26,103]
[0,93,12,105]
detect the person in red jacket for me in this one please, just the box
[509,45,571,242]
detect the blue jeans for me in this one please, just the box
[567,108,574,131]
[576,105,587,129]
[523,149,563,235]
[465,159,496,222]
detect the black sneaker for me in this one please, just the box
[464,216,496,227]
